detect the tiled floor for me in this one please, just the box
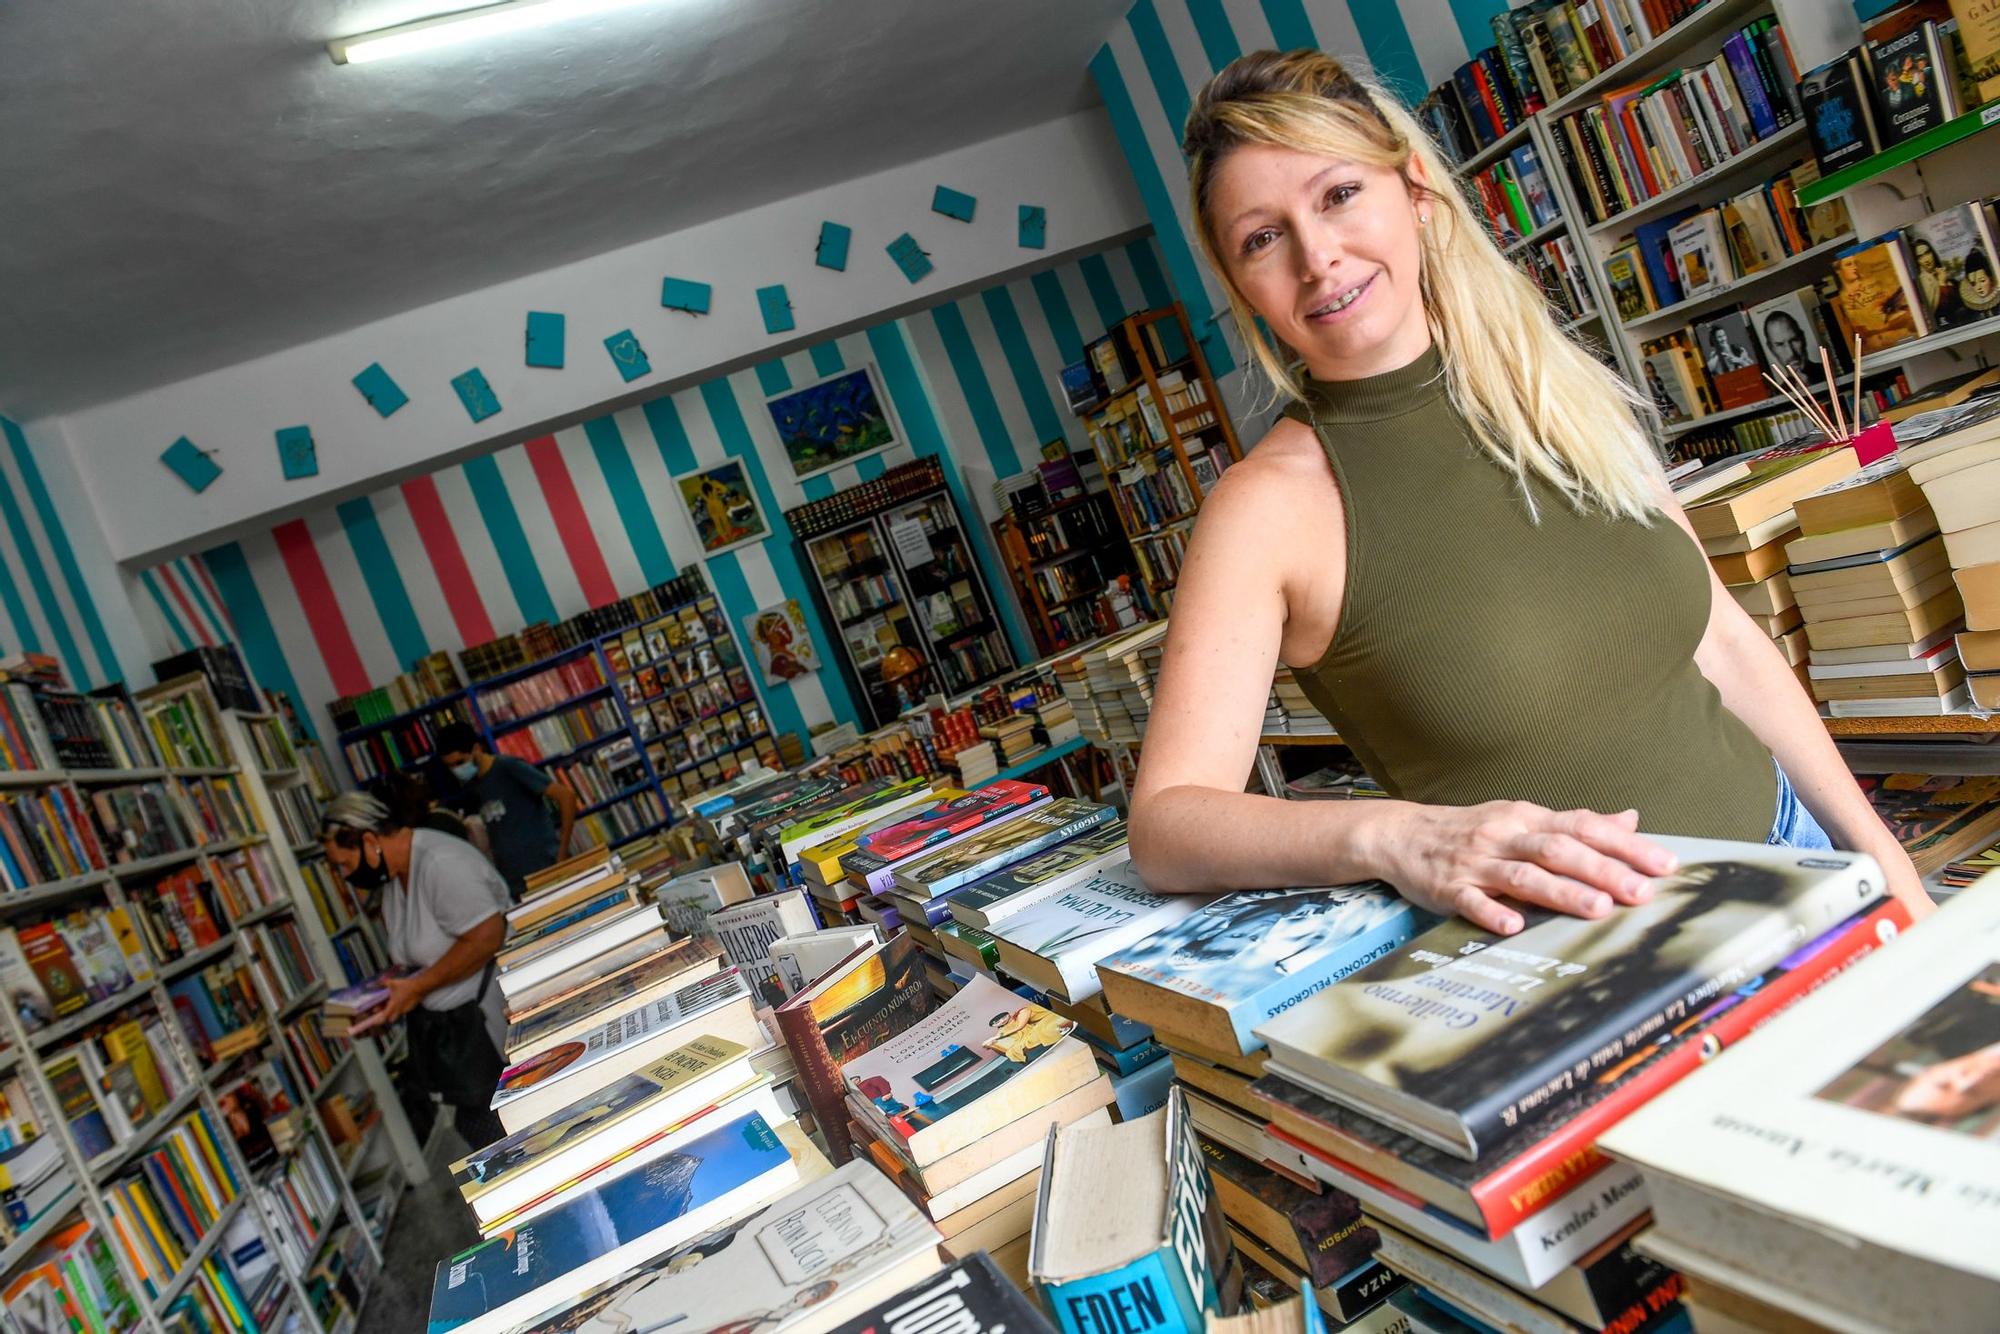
[365,1127,481,1333]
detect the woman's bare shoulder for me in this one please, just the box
[1199,415,1336,525]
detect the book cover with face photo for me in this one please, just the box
[1693,311,1766,409]
[1746,288,1827,381]
[1642,352,1698,425]
[1907,203,2000,331]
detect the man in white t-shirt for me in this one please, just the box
[321,791,509,1149]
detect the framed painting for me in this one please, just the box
[674,460,768,556]
[764,364,898,479]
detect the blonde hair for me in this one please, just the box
[1185,50,1662,521]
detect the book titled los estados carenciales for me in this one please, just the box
[1098,885,1423,1056]
[502,1159,944,1334]
[1256,838,1883,1159]
[425,1110,797,1334]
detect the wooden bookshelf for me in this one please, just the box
[991,491,1136,656]
[1075,305,1243,615]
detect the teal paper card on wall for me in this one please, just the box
[887,233,933,283]
[451,368,501,422]
[525,311,566,368]
[661,277,713,314]
[162,437,220,493]
[1018,204,1047,249]
[816,221,851,271]
[932,186,976,222]
[757,284,795,334]
[352,362,408,417]
[604,329,652,382]
[275,426,318,480]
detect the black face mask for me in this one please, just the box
[345,842,390,892]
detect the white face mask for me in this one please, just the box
[450,761,479,783]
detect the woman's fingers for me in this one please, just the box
[1450,884,1524,936]
[1511,829,1652,905]
[1545,808,1677,885]
[1489,857,1613,918]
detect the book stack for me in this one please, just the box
[1683,444,1861,653]
[1054,622,1166,746]
[1263,667,1332,738]
[1895,401,2000,706]
[948,739,999,786]
[1600,875,2000,1333]
[1787,452,1964,715]
[792,790,960,926]
[884,799,1118,954]
[1034,693,1080,747]
[0,1133,75,1248]
[2,1214,142,1334]
[320,966,414,1038]
[1235,839,1905,1334]
[1095,886,1423,1327]
[980,713,1038,767]
[840,970,1115,1288]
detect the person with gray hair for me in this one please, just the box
[320,790,510,1149]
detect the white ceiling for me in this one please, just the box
[0,0,1130,419]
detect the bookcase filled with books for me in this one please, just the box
[990,488,1140,658]
[331,569,783,857]
[0,663,407,1333]
[1071,305,1244,617]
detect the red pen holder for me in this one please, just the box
[1843,419,1897,465]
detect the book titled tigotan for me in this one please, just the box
[1255,837,1883,1161]
[947,819,1132,930]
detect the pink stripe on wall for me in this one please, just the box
[160,567,215,648]
[523,434,618,609]
[187,556,236,639]
[273,519,372,697]
[401,475,496,647]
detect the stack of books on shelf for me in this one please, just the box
[1681,442,1861,655]
[1093,886,1425,1327]
[1788,451,1965,715]
[489,693,623,763]
[1263,667,1334,738]
[1238,839,1906,1334]
[0,783,105,893]
[1802,1,2000,177]
[1550,14,1803,229]
[0,1128,77,1249]
[472,652,606,726]
[1600,876,2000,1333]
[0,899,153,1032]
[1053,621,1166,747]
[1895,397,2000,705]
[2,1212,142,1334]
[100,1106,243,1302]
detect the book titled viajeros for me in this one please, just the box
[988,863,1204,1003]
[1098,885,1422,1056]
[1255,837,1884,1160]
[502,1159,945,1334]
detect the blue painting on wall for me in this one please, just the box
[763,365,898,480]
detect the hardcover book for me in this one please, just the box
[1667,211,1731,300]
[774,933,937,1166]
[495,904,667,994]
[1642,350,1700,425]
[1746,287,1830,381]
[498,1160,944,1334]
[826,1251,1057,1334]
[1802,50,1880,171]
[1196,1134,1376,1289]
[849,780,1050,864]
[502,937,724,1060]
[1906,201,2000,331]
[1868,21,1951,146]
[797,789,968,887]
[1255,837,1884,1160]
[987,863,1205,1003]
[709,890,820,1009]
[491,968,762,1133]
[650,862,755,942]
[424,1111,798,1334]
[773,777,933,866]
[890,799,1119,907]
[1098,886,1423,1056]
[840,971,1095,1167]
[946,819,1132,930]
[1251,897,1907,1243]
[1601,878,2000,1332]
[769,925,882,998]
[1691,309,1765,410]
[1030,1088,1227,1334]
[1833,233,1930,355]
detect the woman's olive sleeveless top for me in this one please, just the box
[1283,347,1774,840]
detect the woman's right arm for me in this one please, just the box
[1128,430,1672,934]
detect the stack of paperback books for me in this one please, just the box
[1787,450,1964,715]
[1236,838,1906,1334]
[792,785,964,927]
[1601,875,2000,1332]
[1096,886,1422,1327]
[1892,399,2000,708]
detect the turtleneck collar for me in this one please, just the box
[1297,344,1447,424]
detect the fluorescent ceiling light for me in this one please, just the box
[330,0,657,64]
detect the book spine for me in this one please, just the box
[1040,1250,1203,1334]
[1462,863,1882,1156]
[775,1004,855,1166]
[1232,909,1422,1052]
[1468,896,1909,1237]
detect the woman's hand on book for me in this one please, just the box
[1376,801,1678,935]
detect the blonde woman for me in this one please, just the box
[1127,50,1928,929]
